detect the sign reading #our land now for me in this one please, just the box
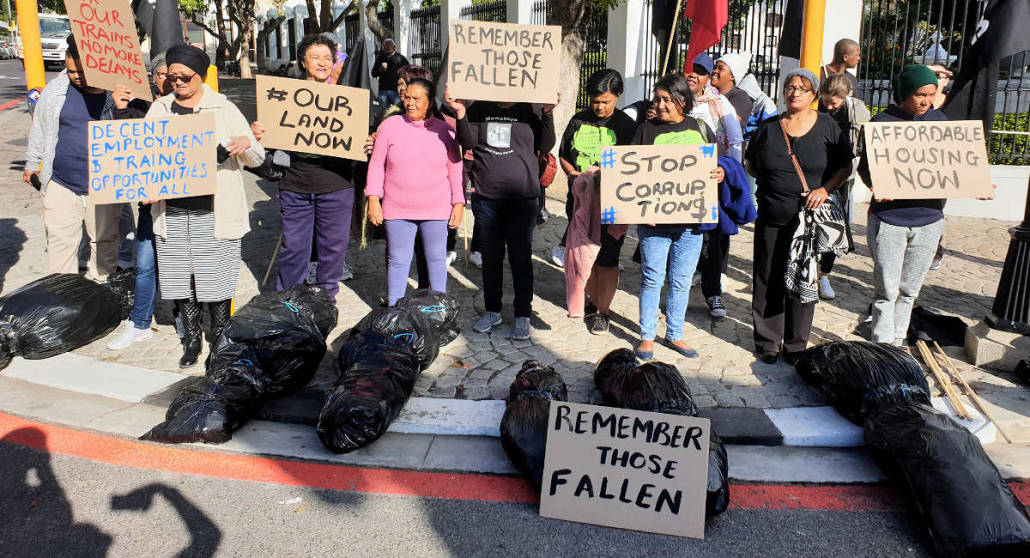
[863,120,993,200]
[539,402,711,539]
[88,113,217,204]
[66,0,152,101]
[599,144,719,225]
[447,19,561,104]
[255,75,370,161]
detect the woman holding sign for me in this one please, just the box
[633,75,726,361]
[146,44,265,368]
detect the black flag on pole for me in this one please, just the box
[133,0,185,59]
[651,0,679,56]
[778,0,803,60]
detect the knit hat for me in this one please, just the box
[782,68,819,93]
[717,52,751,83]
[149,52,167,74]
[893,64,938,103]
[165,44,210,78]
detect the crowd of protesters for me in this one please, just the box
[23,33,984,368]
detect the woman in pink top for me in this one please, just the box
[366,78,465,305]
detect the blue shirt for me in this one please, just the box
[51,83,107,195]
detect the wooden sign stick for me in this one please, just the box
[915,340,970,420]
[932,341,1014,443]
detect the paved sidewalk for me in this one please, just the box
[1,85,1027,443]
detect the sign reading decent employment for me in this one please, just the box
[88,113,217,204]
[599,144,719,225]
[255,75,370,161]
[66,0,152,101]
[863,120,993,200]
[447,19,561,104]
[539,402,711,539]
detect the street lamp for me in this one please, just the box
[987,174,1030,334]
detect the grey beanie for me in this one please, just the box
[149,52,167,74]
[782,68,819,93]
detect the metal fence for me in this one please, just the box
[344,13,359,52]
[409,5,443,78]
[459,1,506,22]
[529,1,608,110]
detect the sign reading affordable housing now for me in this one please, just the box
[539,401,710,539]
[87,113,217,204]
[863,120,994,200]
[447,19,561,104]
[66,0,152,102]
[598,144,719,225]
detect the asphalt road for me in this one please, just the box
[0,58,61,105]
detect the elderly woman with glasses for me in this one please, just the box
[744,69,853,364]
[145,44,265,368]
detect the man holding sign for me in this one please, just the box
[858,64,993,346]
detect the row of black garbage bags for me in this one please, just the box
[1,274,1028,556]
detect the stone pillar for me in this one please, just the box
[507,0,532,24]
[440,0,464,48]
[606,0,647,107]
[395,0,417,57]
[821,0,862,75]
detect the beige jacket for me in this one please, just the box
[146,85,265,240]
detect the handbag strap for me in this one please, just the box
[779,119,810,193]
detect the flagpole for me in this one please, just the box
[660,0,685,77]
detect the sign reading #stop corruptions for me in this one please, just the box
[599,144,719,225]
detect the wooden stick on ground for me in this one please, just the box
[915,340,971,420]
[262,233,284,287]
[462,206,470,270]
[932,341,1014,443]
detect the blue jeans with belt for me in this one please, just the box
[129,204,156,329]
[637,225,704,341]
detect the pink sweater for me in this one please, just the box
[365,114,465,220]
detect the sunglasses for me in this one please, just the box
[166,73,197,84]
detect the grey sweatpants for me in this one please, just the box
[867,213,945,344]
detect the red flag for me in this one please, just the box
[682,0,729,73]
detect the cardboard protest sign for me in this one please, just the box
[66,0,152,101]
[255,75,370,161]
[539,401,710,539]
[88,113,217,205]
[863,120,993,200]
[447,19,561,104]
[599,144,719,225]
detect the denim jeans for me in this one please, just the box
[129,205,156,330]
[377,89,401,108]
[472,195,538,318]
[637,225,704,341]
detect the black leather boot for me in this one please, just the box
[206,299,232,356]
[176,299,203,368]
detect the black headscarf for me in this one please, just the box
[165,44,210,78]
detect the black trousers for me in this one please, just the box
[752,219,816,354]
[700,229,731,298]
[473,195,538,317]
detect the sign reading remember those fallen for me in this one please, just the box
[863,120,993,200]
[88,113,217,204]
[255,75,370,161]
[447,19,561,104]
[66,0,152,101]
[539,402,710,539]
[599,144,719,225]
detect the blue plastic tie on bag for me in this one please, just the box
[283,302,299,313]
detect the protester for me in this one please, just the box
[745,69,852,364]
[553,69,637,334]
[712,53,756,125]
[107,53,175,350]
[634,75,727,361]
[146,44,265,368]
[821,38,861,93]
[858,65,990,346]
[371,39,409,107]
[366,77,465,306]
[24,36,123,280]
[251,35,357,302]
[446,88,558,340]
[685,53,743,320]
[815,73,870,300]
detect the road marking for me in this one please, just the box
[0,98,21,112]
[1,412,1026,510]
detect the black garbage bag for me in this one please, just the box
[346,307,439,369]
[141,286,337,444]
[105,267,136,320]
[792,341,931,424]
[395,289,461,345]
[499,361,568,488]
[864,403,1030,557]
[0,274,125,371]
[317,331,422,453]
[907,306,968,347]
[593,349,729,517]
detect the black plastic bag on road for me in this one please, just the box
[346,307,439,369]
[593,349,729,517]
[864,403,1030,557]
[105,267,136,320]
[395,289,461,345]
[142,286,337,444]
[317,331,422,453]
[500,361,568,488]
[791,341,931,424]
[0,274,127,370]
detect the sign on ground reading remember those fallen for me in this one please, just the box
[864,119,993,200]
[88,113,217,204]
[539,402,710,539]
[255,75,370,161]
[599,144,719,225]
[447,20,561,104]
[66,0,152,102]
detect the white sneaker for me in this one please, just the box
[107,321,153,350]
[446,251,458,265]
[551,245,565,267]
[819,276,836,300]
[470,251,483,268]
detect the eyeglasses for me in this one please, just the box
[166,73,197,84]
[784,86,813,94]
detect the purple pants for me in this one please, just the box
[277,189,354,299]
[385,219,448,306]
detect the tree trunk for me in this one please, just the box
[256,28,266,73]
[553,30,585,199]
[365,0,393,40]
[214,0,228,71]
[239,25,253,79]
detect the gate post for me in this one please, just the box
[508,0,533,24]
[395,0,417,57]
[607,0,647,107]
[440,0,464,47]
